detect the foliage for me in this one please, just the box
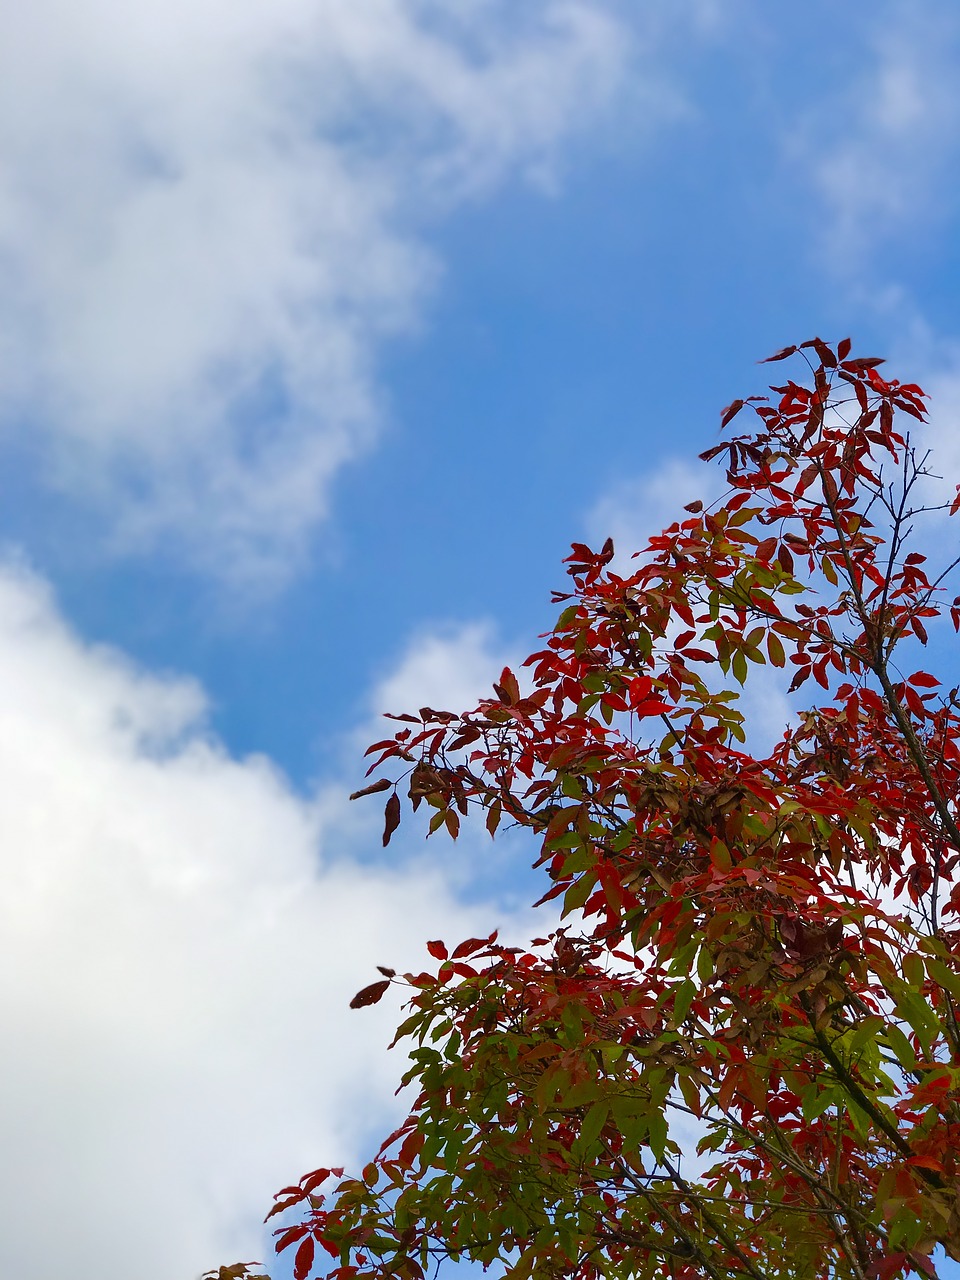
[223,340,960,1280]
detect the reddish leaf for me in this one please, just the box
[760,344,798,363]
[755,536,777,562]
[382,792,401,847]
[300,1168,334,1194]
[632,699,672,718]
[349,979,391,1009]
[720,398,745,428]
[426,940,448,961]
[398,1128,425,1168]
[907,671,940,688]
[293,1236,315,1280]
[275,1226,309,1253]
[452,937,489,960]
[810,337,837,368]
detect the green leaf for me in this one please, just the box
[884,1021,918,1070]
[845,1015,885,1063]
[925,956,960,999]
[902,952,925,989]
[563,870,597,915]
[573,1102,610,1159]
[646,1111,668,1163]
[802,1083,841,1122]
[898,994,938,1056]
[732,648,748,686]
[673,979,696,1026]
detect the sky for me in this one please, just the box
[0,1,959,1276]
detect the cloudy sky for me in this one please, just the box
[1,1,960,1277]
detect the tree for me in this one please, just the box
[218,339,960,1280]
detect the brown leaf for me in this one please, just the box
[349,777,392,801]
[202,1267,269,1280]
[382,792,401,847]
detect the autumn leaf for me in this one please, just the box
[349,979,391,1009]
[382,792,401,846]
[349,777,392,801]
[720,398,744,428]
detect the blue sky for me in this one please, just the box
[0,2,959,1277]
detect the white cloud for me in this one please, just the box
[0,560,530,1279]
[0,0,641,584]
[795,0,960,265]
[916,357,960,501]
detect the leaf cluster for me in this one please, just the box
[216,341,960,1280]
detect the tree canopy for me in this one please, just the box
[212,339,960,1280]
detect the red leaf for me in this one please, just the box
[755,536,777,562]
[349,979,391,1009]
[720,398,745,428]
[907,671,940,688]
[810,337,836,368]
[265,1197,300,1222]
[632,699,672,718]
[382,792,401,847]
[293,1235,315,1280]
[761,345,797,363]
[788,665,811,693]
[376,965,397,978]
[300,1168,333,1194]
[427,940,448,961]
[452,937,488,959]
[276,1226,309,1253]
[676,647,714,663]
[398,1128,425,1168]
